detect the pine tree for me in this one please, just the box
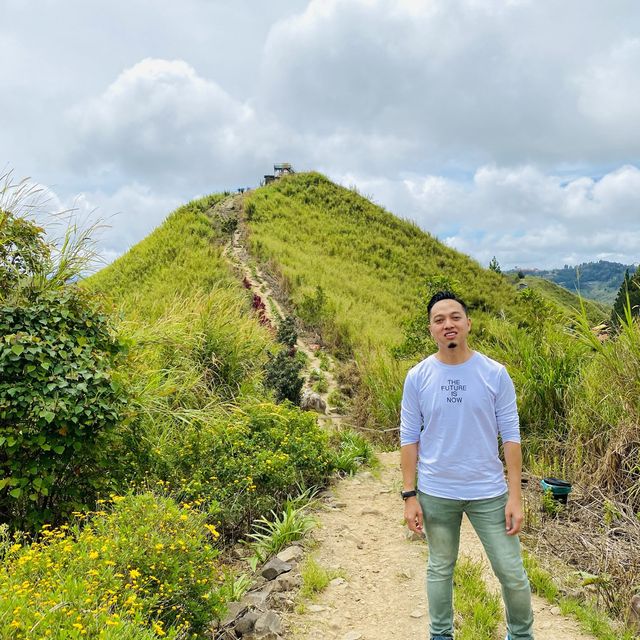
[488,256,502,274]
[610,265,640,327]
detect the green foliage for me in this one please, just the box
[244,199,256,221]
[143,401,334,540]
[264,349,305,403]
[276,315,298,348]
[611,265,640,328]
[453,557,502,639]
[522,551,636,640]
[518,275,608,326]
[515,260,633,305]
[0,287,127,527]
[564,297,640,504]
[541,488,563,516]
[0,493,226,638]
[87,194,335,540]
[247,498,316,564]
[331,429,376,474]
[327,389,349,413]
[0,209,49,297]
[488,256,501,274]
[313,377,329,394]
[299,556,344,599]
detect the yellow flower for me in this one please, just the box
[129,569,141,580]
[204,524,220,538]
[89,551,99,560]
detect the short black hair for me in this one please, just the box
[427,291,468,319]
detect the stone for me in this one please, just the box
[242,584,274,609]
[359,507,382,516]
[272,572,300,592]
[342,632,363,640]
[308,604,328,613]
[300,389,327,413]
[410,609,425,618]
[254,610,283,635]
[261,557,292,581]
[220,601,248,627]
[276,545,304,563]
[329,577,346,587]
[269,592,296,611]
[235,610,259,635]
[550,606,561,615]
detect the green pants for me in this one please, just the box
[418,491,534,640]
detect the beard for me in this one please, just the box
[447,342,458,349]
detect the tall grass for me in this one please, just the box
[564,295,640,505]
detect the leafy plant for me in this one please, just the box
[276,315,298,348]
[331,429,376,474]
[246,501,315,564]
[264,349,304,403]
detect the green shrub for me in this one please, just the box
[247,501,315,564]
[264,349,304,403]
[0,493,226,638]
[1,204,128,528]
[299,556,344,599]
[276,315,298,348]
[313,377,329,394]
[142,401,334,540]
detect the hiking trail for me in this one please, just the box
[216,194,599,640]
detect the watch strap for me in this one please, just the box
[401,490,417,500]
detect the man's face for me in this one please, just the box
[428,299,471,350]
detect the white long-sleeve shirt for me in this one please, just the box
[400,351,520,500]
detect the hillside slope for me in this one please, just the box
[244,172,604,434]
[246,172,519,352]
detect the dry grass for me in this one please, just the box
[523,479,640,620]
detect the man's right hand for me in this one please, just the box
[404,496,424,534]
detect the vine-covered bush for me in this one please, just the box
[0,207,127,528]
[0,286,127,527]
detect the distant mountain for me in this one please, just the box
[508,260,636,305]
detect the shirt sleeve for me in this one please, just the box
[496,366,520,444]
[400,369,423,446]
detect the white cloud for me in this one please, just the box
[261,0,640,168]
[67,58,265,189]
[333,163,640,269]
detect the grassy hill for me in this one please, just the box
[245,172,607,434]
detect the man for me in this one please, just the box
[400,291,534,640]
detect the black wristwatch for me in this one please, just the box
[401,490,417,500]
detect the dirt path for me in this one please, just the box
[217,195,598,640]
[285,452,597,640]
[221,194,343,424]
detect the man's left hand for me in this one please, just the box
[505,496,523,535]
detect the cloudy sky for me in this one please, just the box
[2,0,640,270]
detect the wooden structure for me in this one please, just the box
[263,163,295,185]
